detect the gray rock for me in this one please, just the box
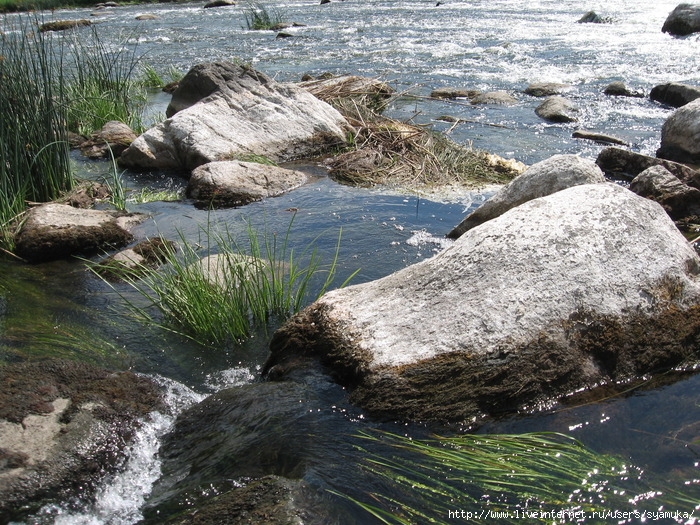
[187,160,308,208]
[79,120,137,159]
[470,90,518,105]
[120,62,350,171]
[650,82,700,108]
[447,154,605,238]
[535,96,579,123]
[603,81,644,98]
[13,203,146,263]
[524,82,571,97]
[203,0,235,7]
[267,183,700,423]
[430,87,479,99]
[629,165,700,220]
[578,10,611,23]
[657,98,700,164]
[596,146,700,187]
[662,3,700,36]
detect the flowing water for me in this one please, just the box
[2,0,700,522]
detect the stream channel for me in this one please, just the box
[2,0,700,522]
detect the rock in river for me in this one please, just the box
[0,359,164,522]
[187,160,308,208]
[14,203,146,263]
[266,183,700,423]
[657,98,700,165]
[447,154,605,239]
[120,62,350,171]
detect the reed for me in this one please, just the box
[62,26,147,136]
[340,430,698,524]
[0,16,148,253]
[0,16,73,252]
[95,216,357,347]
[243,1,284,30]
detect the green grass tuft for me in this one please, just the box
[93,216,357,347]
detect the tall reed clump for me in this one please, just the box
[0,16,148,253]
[243,1,284,30]
[0,17,73,251]
[63,26,148,137]
[97,216,356,347]
[340,431,698,524]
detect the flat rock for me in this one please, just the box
[119,62,350,171]
[523,82,571,97]
[470,91,518,105]
[14,203,146,263]
[430,87,479,99]
[447,154,605,238]
[186,160,308,208]
[267,184,700,423]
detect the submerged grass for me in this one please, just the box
[95,216,356,347]
[340,431,699,524]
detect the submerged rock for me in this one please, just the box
[657,98,700,164]
[267,184,700,423]
[119,62,350,171]
[0,359,164,522]
[187,160,308,208]
[662,3,700,36]
[447,154,605,239]
[603,81,644,98]
[14,203,146,263]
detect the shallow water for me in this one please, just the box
[2,0,700,522]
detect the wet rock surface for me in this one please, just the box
[267,184,700,423]
[662,3,700,36]
[0,359,164,522]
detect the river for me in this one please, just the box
[1,0,700,523]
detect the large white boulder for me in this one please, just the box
[267,183,700,422]
[120,63,351,171]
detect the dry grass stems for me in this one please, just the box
[307,77,523,192]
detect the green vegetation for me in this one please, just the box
[243,1,285,30]
[96,217,357,347]
[0,16,73,253]
[340,431,698,524]
[0,16,148,253]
